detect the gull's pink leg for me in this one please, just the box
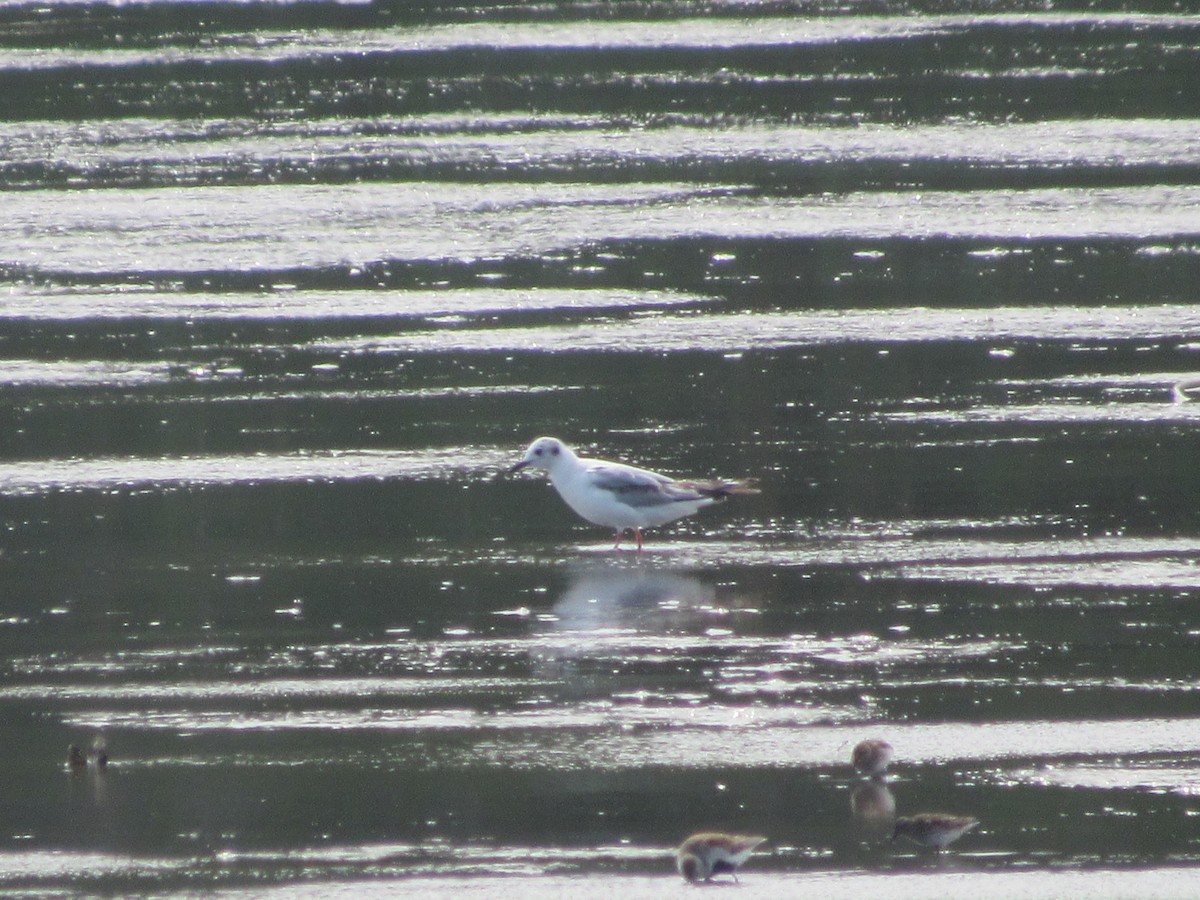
[613,529,623,550]
[635,528,644,552]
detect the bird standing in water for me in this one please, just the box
[507,437,759,551]
[852,738,895,779]
[675,832,768,883]
[891,813,979,851]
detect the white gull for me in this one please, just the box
[507,436,759,551]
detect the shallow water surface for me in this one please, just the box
[1,1,1200,896]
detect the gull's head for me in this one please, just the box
[508,436,572,474]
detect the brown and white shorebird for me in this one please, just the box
[891,813,979,851]
[508,437,759,551]
[675,832,768,883]
[852,738,895,778]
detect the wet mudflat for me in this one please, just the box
[1,1,1200,896]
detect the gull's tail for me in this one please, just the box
[682,478,761,500]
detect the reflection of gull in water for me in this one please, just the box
[1173,377,1200,403]
[530,564,720,683]
[535,559,773,696]
[552,564,717,631]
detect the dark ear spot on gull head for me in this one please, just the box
[506,436,567,475]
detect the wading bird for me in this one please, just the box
[675,832,768,883]
[507,437,759,551]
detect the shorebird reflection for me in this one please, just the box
[851,779,897,832]
[849,738,896,837]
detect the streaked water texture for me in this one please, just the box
[2,2,1199,896]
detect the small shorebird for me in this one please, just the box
[891,813,979,851]
[508,437,759,550]
[852,738,895,778]
[675,832,767,883]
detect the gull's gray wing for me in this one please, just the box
[583,462,757,507]
[585,463,701,507]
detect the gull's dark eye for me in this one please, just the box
[550,445,560,456]
[534,447,544,456]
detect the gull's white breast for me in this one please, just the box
[550,461,713,530]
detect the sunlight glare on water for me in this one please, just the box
[3,1,1200,895]
[5,184,1200,273]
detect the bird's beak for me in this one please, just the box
[507,459,530,474]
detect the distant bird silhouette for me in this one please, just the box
[892,813,979,851]
[66,736,109,772]
[675,832,767,883]
[852,738,895,778]
[508,437,759,550]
